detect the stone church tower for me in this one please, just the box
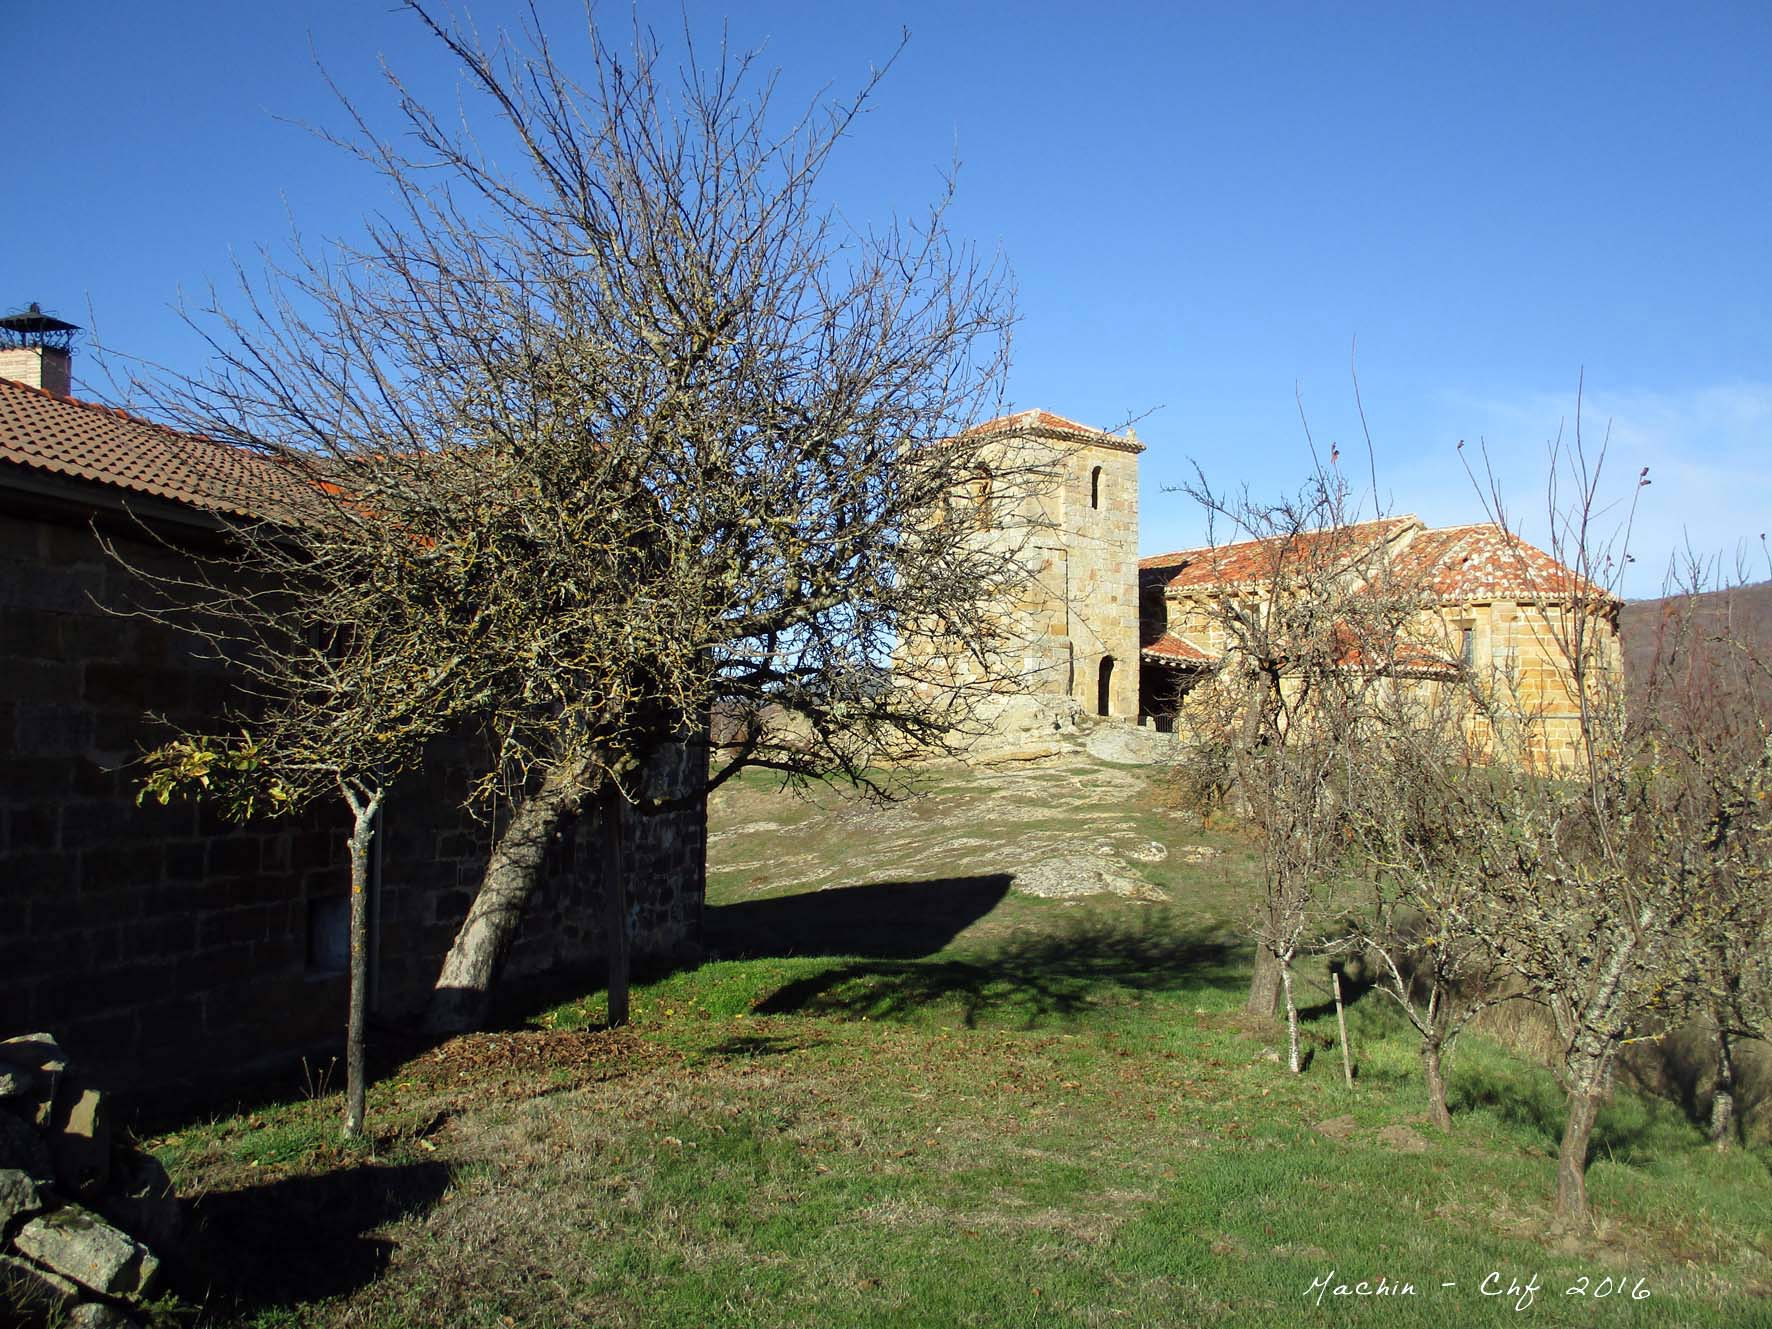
[977,410,1144,717]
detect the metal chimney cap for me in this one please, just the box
[0,303,79,351]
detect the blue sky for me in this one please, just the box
[5,2,1767,595]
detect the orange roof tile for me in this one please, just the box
[1385,522,1613,603]
[1141,513,1612,607]
[965,408,1145,452]
[1141,516,1420,590]
[1140,632,1215,665]
[0,376,295,518]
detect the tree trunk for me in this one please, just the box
[342,802,377,1139]
[1247,944,1282,1016]
[1280,961,1301,1074]
[425,765,586,1035]
[602,795,630,1029]
[1555,1082,1605,1224]
[1423,1039,1451,1132]
[1709,1026,1736,1150]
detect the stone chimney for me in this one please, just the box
[0,302,78,396]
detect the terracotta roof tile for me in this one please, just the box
[0,376,294,518]
[1385,522,1611,603]
[1141,512,1611,607]
[1140,632,1215,665]
[966,408,1145,452]
[1141,516,1420,590]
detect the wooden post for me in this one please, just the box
[1332,967,1354,1089]
[603,797,630,1029]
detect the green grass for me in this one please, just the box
[143,759,1772,1328]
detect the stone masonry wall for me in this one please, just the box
[969,431,1142,717]
[1048,444,1140,718]
[1155,583,1620,770]
[0,498,705,1094]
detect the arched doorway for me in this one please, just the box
[1097,656,1114,717]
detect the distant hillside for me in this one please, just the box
[1620,580,1772,722]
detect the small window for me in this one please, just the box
[1460,627,1474,668]
[1090,465,1103,510]
[974,469,993,531]
[306,896,350,974]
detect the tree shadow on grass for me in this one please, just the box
[708,873,1015,961]
[169,1159,452,1316]
[751,916,1244,1029]
[1450,1063,1707,1166]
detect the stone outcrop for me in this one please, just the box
[13,1208,158,1298]
[1013,852,1169,903]
[0,1034,177,1328]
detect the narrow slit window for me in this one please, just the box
[306,896,349,974]
[1090,465,1102,510]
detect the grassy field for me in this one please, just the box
[141,757,1772,1328]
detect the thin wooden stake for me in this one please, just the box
[1333,968,1354,1088]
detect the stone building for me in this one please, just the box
[914,406,1620,766]
[0,319,705,1094]
[1137,514,1623,765]
[904,410,1145,719]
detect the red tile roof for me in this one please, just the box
[970,408,1095,433]
[1384,522,1612,603]
[966,408,1145,452]
[0,376,293,518]
[1141,516,1420,590]
[1142,513,1612,607]
[1140,632,1215,665]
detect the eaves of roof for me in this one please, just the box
[966,408,1146,456]
[1139,631,1218,668]
[0,376,298,519]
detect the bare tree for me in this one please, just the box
[126,494,463,1135]
[1173,468,1421,1071]
[127,2,1034,1039]
[1449,420,1763,1222]
[1346,681,1517,1130]
[1633,555,1772,1149]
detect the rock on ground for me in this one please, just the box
[1013,853,1169,903]
[1083,724,1179,766]
[67,1300,142,1328]
[48,1082,113,1199]
[13,1206,158,1297]
[0,1167,44,1235]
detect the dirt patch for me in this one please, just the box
[1314,1114,1360,1143]
[396,1029,685,1099]
[1376,1123,1430,1154]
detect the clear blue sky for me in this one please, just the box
[6,2,1767,595]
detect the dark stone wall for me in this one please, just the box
[0,496,705,1093]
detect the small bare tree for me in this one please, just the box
[126,1,1038,1043]
[1346,680,1518,1130]
[1450,418,1763,1222]
[1633,556,1772,1149]
[126,477,468,1136]
[1175,467,1422,1071]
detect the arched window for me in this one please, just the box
[1090,465,1102,510]
[1097,656,1114,716]
[973,467,993,531]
